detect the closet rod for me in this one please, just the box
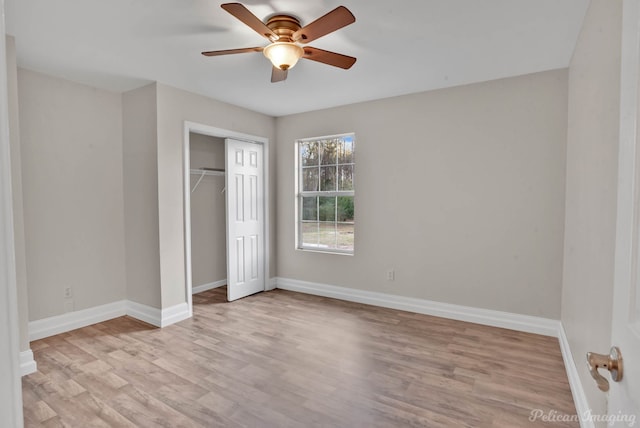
[190,167,225,175]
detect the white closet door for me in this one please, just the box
[225,139,265,301]
[607,0,640,418]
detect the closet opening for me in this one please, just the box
[189,134,227,298]
[183,122,270,315]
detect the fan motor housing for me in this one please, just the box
[266,15,301,42]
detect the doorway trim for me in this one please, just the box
[183,121,270,316]
[0,4,25,422]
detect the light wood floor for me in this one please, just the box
[23,288,577,427]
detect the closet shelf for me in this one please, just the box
[191,168,225,193]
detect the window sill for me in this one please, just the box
[296,247,354,256]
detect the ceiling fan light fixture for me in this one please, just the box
[263,42,304,70]
[207,4,357,82]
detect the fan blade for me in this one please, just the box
[302,47,356,69]
[202,47,263,56]
[271,66,288,83]
[221,3,278,41]
[293,6,355,44]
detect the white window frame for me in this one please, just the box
[295,133,355,255]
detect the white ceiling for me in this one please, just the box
[6,0,589,117]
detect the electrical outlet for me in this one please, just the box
[386,269,395,281]
[64,287,72,298]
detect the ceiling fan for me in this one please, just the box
[202,3,356,83]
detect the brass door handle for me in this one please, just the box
[586,346,623,392]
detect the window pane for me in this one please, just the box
[301,222,319,247]
[318,196,336,222]
[320,166,336,191]
[337,223,354,251]
[318,223,337,248]
[321,139,338,165]
[302,197,317,221]
[339,138,354,164]
[302,167,318,191]
[338,164,354,191]
[337,196,354,222]
[301,142,319,166]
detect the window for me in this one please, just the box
[296,133,355,254]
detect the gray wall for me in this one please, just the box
[122,83,161,308]
[6,36,29,352]
[276,69,568,319]
[156,84,277,308]
[562,0,622,418]
[17,68,126,320]
[189,133,226,288]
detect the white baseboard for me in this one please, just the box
[558,324,593,428]
[29,300,127,341]
[29,299,192,341]
[123,300,190,328]
[160,302,190,327]
[19,349,37,376]
[275,277,561,337]
[126,300,161,327]
[192,279,226,294]
[267,277,277,291]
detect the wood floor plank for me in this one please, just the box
[23,287,578,427]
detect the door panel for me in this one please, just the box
[249,175,258,220]
[226,139,265,301]
[234,174,244,222]
[235,237,245,284]
[250,235,258,280]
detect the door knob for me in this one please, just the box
[586,346,623,392]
